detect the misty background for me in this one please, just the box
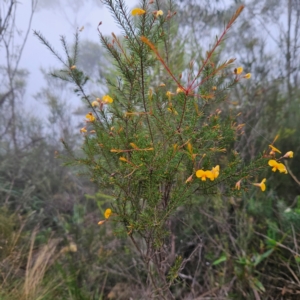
[5,0,131,119]
[1,0,300,299]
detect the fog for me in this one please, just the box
[11,0,133,117]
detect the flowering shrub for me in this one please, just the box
[35,0,295,297]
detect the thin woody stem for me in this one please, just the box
[140,36,186,92]
[188,5,244,91]
[177,94,188,131]
[192,60,235,92]
[140,6,244,95]
[140,21,154,145]
[112,32,131,63]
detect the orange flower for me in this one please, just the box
[253,178,266,192]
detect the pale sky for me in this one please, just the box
[13,0,133,117]
[3,0,291,121]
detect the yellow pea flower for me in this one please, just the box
[268,160,288,174]
[102,95,113,104]
[235,67,243,75]
[131,8,146,16]
[253,178,266,192]
[206,171,215,181]
[119,156,128,162]
[155,10,163,17]
[243,73,251,79]
[211,165,220,180]
[187,142,193,155]
[176,87,185,94]
[130,143,139,149]
[92,101,99,107]
[195,170,207,181]
[80,127,87,133]
[86,112,95,122]
[104,208,112,219]
[283,151,293,158]
[196,170,214,181]
[166,91,174,100]
[167,107,178,115]
[269,145,281,154]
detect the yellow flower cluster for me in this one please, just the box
[92,95,114,107]
[250,144,293,192]
[234,66,251,79]
[80,95,114,134]
[196,165,220,181]
[131,8,163,17]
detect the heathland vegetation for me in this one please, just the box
[1,0,300,299]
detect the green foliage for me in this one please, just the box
[34,0,276,297]
[1,0,299,299]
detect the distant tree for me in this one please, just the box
[0,0,38,151]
